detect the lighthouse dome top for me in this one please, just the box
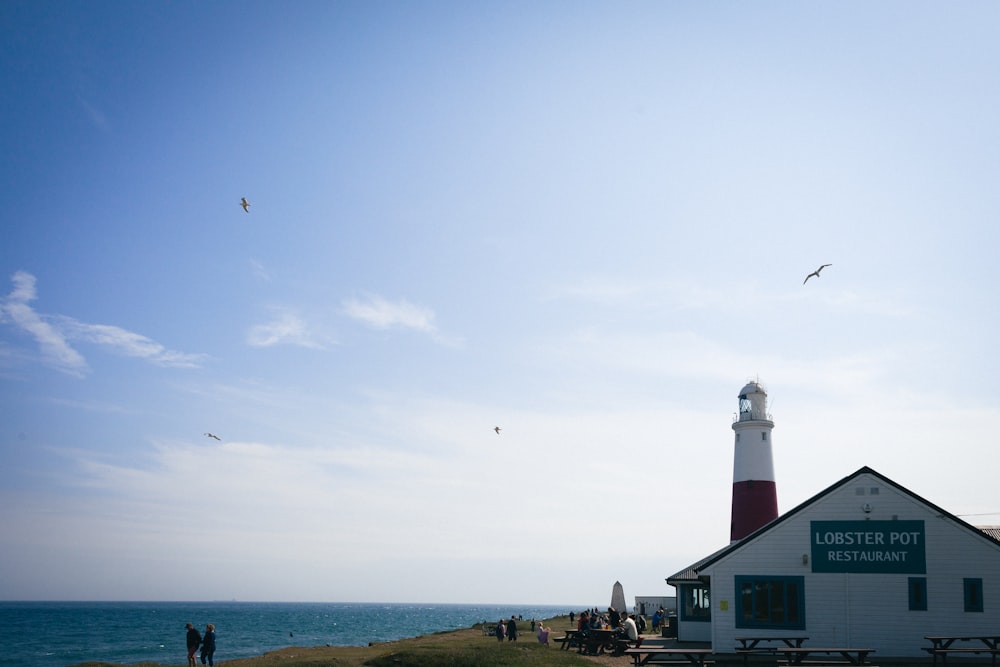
[738,381,766,397]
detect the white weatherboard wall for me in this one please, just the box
[700,469,1000,657]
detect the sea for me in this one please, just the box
[0,601,577,667]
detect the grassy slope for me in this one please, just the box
[70,616,612,667]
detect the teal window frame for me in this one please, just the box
[735,575,805,630]
[964,578,984,612]
[908,577,927,611]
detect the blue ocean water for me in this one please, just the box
[0,601,575,667]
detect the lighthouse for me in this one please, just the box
[730,380,778,542]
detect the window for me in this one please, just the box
[735,576,805,629]
[680,584,711,622]
[908,577,927,611]
[761,432,767,440]
[964,578,984,612]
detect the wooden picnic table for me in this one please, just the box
[925,637,1000,667]
[624,647,714,666]
[736,637,809,649]
[735,637,809,666]
[777,647,875,666]
[926,636,1000,650]
[579,628,618,655]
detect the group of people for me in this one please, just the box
[492,615,520,642]
[572,607,643,647]
[492,616,551,645]
[184,622,217,667]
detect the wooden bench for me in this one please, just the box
[776,647,874,666]
[738,647,779,666]
[551,628,580,650]
[736,639,808,666]
[924,647,1000,667]
[624,647,714,667]
[611,636,643,656]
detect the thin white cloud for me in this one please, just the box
[0,271,205,374]
[0,271,87,376]
[342,294,463,347]
[545,274,915,317]
[77,96,110,133]
[246,309,329,349]
[48,397,132,413]
[248,258,273,282]
[343,294,437,333]
[56,319,207,368]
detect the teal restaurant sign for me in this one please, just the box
[811,520,926,573]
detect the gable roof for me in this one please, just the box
[666,543,731,585]
[980,526,1000,541]
[667,466,1000,584]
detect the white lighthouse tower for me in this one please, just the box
[730,380,778,542]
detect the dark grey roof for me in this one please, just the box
[666,466,1000,585]
[979,526,1000,541]
[667,543,731,584]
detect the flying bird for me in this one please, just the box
[240,197,250,213]
[494,426,501,434]
[204,432,221,441]
[803,264,832,284]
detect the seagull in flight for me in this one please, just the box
[204,432,221,441]
[803,264,832,284]
[494,426,501,435]
[240,197,250,213]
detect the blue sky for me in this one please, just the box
[2,1,998,605]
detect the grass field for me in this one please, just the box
[71,615,624,667]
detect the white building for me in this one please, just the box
[667,466,1000,657]
[634,595,676,617]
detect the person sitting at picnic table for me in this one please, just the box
[618,611,639,642]
[573,610,591,648]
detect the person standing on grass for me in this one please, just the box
[495,619,505,642]
[185,623,201,667]
[200,624,216,666]
[506,615,518,641]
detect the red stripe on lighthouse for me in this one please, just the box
[730,479,778,541]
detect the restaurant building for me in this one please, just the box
[667,466,1000,656]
